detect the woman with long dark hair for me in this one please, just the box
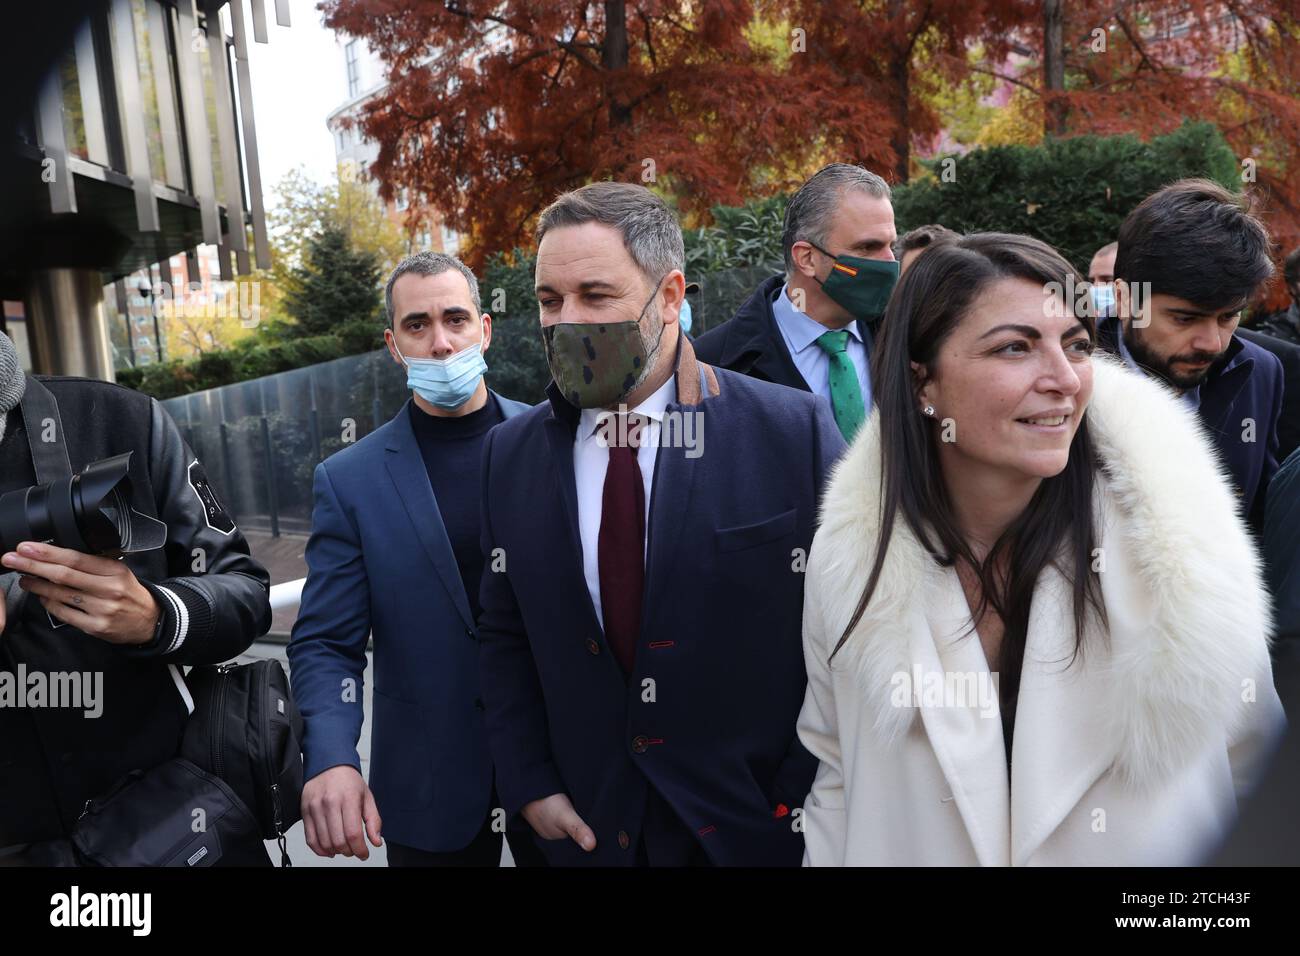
[798,233,1285,866]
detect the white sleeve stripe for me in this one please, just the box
[156,585,189,654]
[155,586,182,652]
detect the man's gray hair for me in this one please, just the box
[782,163,891,275]
[384,251,481,326]
[536,182,685,286]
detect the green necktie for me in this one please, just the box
[814,330,866,441]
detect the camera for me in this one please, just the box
[0,452,167,557]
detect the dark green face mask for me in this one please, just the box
[810,242,900,321]
[542,281,665,409]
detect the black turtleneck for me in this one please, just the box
[408,394,503,621]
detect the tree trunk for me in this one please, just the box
[888,0,910,182]
[603,0,631,129]
[1044,0,1068,136]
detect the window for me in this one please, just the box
[345,40,360,97]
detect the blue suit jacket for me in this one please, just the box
[288,391,529,853]
[477,337,847,866]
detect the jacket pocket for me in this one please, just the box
[715,508,798,553]
[369,690,435,812]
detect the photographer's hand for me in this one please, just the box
[1,542,160,645]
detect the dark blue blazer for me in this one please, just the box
[477,338,846,866]
[1100,319,1284,527]
[288,391,529,853]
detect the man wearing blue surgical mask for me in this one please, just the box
[1088,241,1118,319]
[694,164,898,442]
[289,252,542,867]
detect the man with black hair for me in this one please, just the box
[289,252,541,868]
[1100,178,1284,528]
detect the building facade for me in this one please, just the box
[325,35,459,257]
[1,0,287,380]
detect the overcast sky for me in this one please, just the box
[243,0,349,208]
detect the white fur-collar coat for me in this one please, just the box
[798,356,1286,866]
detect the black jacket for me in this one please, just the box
[1253,303,1300,347]
[1265,447,1300,646]
[691,274,877,391]
[1238,326,1300,464]
[0,375,271,846]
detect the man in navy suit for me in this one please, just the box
[288,253,537,866]
[478,182,847,867]
[1098,179,1284,529]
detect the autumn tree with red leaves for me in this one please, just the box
[320,0,900,268]
[767,0,1030,183]
[981,0,1300,304]
[323,0,1298,299]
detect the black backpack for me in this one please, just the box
[69,659,305,868]
[181,658,305,865]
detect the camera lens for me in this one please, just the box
[0,452,164,556]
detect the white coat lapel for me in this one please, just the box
[916,563,1011,867]
[1009,558,1114,865]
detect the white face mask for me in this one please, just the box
[394,334,488,410]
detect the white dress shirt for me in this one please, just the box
[574,373,676,630]
[771,284,871,408]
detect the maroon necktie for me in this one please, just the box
[598,416,645,675]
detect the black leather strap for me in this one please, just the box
[2,376,77,841]
[19,375,73,483]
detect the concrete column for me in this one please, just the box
[24,268,116,381]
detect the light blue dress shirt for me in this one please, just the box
[1113,321,1201,411]
[771,284,872,409]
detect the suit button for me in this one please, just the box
[632,735,648,754]
[585,638,600,655]
[466,626,476,639]
[475,697,485,710]
[618,830,630,850]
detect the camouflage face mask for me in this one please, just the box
[542,281,665,409]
